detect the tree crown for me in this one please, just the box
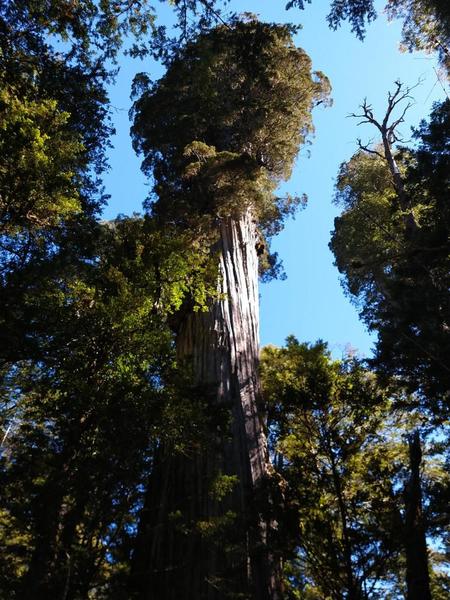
[131,19,330,235]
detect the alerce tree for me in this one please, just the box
[129,19,330,599]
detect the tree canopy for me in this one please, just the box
[330,98,450,416]
[131,20,330,233]
[261,337,449,599]
[0,1,449,598]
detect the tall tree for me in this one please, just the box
[129,19,330,599]
[0,4,265,596]
[330,97,450,417]
[330,94,449,599]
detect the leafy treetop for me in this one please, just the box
[131,19,330,236]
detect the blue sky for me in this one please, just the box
[101,0,447,357]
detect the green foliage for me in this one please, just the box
[330,100,450,415]
[0,8,328,596]
[1,1,447,597]
[331,149,403,298]
[0,214,218,597]
[286,0,377,39]
[0,2,115,368]
[261,338,449,599]
[385,0,450,74]
[261,338,405,598]
[0,84,83,234]
[2,0,221,66]
[209,474,240,501]
[196,510,238,538]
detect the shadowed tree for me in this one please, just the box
[404,431,432,600]
[0,216,217,599]
[330,97,450,415]
[330,96,450,600]
[128,19,330,599]
[0,3,243,597]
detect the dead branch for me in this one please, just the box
[349,80,422,231]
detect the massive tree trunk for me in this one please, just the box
[130,210,281,599]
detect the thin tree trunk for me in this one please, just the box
[130,210,281,599]
[381,136,418,236]
[404,430,431,600]
[20,413,95,599]
[326,437,359,600]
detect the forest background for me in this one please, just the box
[0,0,449,599]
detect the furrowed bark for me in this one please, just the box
[130,210,281,599]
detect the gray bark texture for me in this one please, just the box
[130,211,282,599]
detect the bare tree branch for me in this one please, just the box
[348,80,424,236]
[356,139,385,159]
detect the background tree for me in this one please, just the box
[129,19,330,599]
[329,92,449,599]
[0,0,241,367]
[0,215,217,599]
[260,337,449,600]
[0,4,257,597]
[330,97,450,417]
[261,338,405,599]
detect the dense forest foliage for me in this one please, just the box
[0,1,448,599]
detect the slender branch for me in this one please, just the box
[197,0,232,29]
[356,139,385,160]
[389,100,414,134]
[349,80,423,225]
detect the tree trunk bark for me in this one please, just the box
[404,430,431,600]
[130,210,281,599]
[381,136,418,236]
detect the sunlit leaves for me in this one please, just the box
[0,86,83,235]
[330,101,450,412]
[261,339,407,598]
